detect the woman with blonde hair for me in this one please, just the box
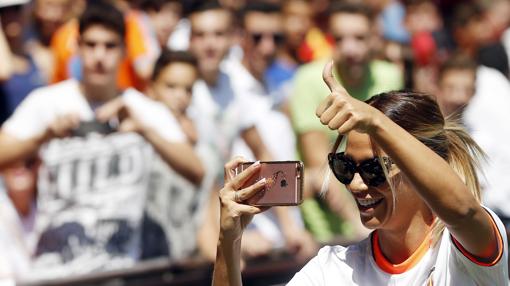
[212,61,508,285]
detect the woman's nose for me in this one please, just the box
[347,173,368,195]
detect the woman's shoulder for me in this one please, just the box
[287,238,373,285]
[315,237,372,265]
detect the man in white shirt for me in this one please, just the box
[0,1,203,279]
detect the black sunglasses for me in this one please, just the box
[328,152,393,187]
[250,32,285,46]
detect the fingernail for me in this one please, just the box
[252,161,261,167]
[259,178,266,184]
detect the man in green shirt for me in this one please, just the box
[290,1,403,242]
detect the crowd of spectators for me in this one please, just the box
[0,0,509,284]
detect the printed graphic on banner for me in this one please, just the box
[32,133,154,277]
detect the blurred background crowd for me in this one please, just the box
[0,0,510,285]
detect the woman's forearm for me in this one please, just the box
[141,127,204,185]
[212,238,242,286]
[212,158,268,285]
[0,132,44,169]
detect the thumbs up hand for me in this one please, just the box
[315,61,379,135]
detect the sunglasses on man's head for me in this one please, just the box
[328,152,393,187]
[250,32,285,46]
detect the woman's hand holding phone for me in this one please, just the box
[219,157,269,244]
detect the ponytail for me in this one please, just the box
[443,117,485,201]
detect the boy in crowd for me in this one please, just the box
[435,54,477,116]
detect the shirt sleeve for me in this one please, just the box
[448,207,508,285]
[287,254,324,286]
[2,89,50,140]
[237,93,267,131]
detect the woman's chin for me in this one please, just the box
[361,217,382,230]
[359,201,388,229]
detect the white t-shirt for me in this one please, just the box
[222,58,274,112]
[190,70,263,164]
[222,59,297,161]
[166,18,190,51]
[288,208,508,286]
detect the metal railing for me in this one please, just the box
[20,250,308,286]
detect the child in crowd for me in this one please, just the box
[148,50,199,145]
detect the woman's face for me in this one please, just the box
[344,131,422,230]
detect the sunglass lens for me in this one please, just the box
[331,156,355,184]
[360,159,386,187]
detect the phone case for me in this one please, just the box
[235,161,304,206]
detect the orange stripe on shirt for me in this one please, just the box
[451,209,504,267]
[372,230,431,274]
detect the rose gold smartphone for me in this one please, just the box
[234,161,304,206]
